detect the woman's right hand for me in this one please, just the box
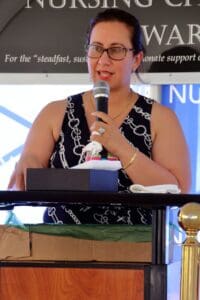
[7,155,44,191]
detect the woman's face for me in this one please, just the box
[87,21,142,91]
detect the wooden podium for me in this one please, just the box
[0,191,199,300]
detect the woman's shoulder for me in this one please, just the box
[152,100,178,120]
[151,100,182,137]
[40,98,66,111]
[43,92,84,109]
[136,94,176,120]
[33,99,66,123]
[36,92,87,121]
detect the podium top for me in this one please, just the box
[0,191,200,210]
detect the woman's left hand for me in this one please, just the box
[90,111,131,158]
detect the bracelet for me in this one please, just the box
[122,148,138,170]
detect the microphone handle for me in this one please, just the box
[95,96,108,159]
[96,96,108,121]
[100,147,108,159]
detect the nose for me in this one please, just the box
[98,50,111,65]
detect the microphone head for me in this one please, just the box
[93,80,110,99]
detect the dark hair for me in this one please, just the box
[86,8,145,55]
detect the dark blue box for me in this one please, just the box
[26,168,118,192]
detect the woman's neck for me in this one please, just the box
[108,87,133,104]
[103,87,138,121]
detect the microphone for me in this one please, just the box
[93,80,110,159]
[93,80,110,120]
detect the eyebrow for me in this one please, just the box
[91,42,126,47]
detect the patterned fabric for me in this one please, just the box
[43,92,154,225]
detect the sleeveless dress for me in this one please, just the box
[43,92,154,225]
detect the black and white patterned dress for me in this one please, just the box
[43,92,154,225]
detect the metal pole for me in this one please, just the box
[178,202,200,300]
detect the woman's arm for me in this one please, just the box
[90,103,191,193]
[8,100,66,190]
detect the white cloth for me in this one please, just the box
[81,141,103,157]
[72,159,122,171]
[129,184,181,194]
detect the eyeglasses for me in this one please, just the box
[86,44,134,61]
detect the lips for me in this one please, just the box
[97,70,113,80]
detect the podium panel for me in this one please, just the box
[0,266,144,300]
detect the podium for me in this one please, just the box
[0,191,199,300]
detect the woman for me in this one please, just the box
[8,8,191,224]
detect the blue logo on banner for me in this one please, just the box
[0,105,32,165]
